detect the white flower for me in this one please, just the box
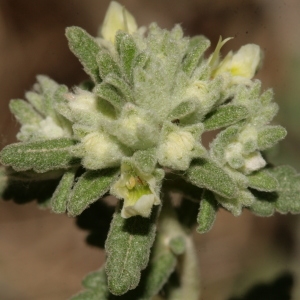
[243,151,266,174]
[100,1,138,44]
[213,44,262,84]
[111,161,161,218]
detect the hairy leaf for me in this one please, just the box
[197,190,218,233]
[0,138,78,172]
[257,125,287,150]
[94,83,124,109]
[105,205,159,295]
[247,169,278,192]
[104,73,134,102]
[186,159,238,199]
[66,27,101,83]
[203,105,249,131]
[182,36,210,76]
[168,99,196,120]
[51,168,76,213]
[97,50,121,79]
[116,32,138,83]
[10,99,43,125]
[67,168,119,216]
[271,166,300,214]
[70,268,110,300]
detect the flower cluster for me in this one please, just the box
[1,1,286,220]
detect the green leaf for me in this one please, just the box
[9,99,43,125]
[70,290,99,300]
[67,168,119,216]
[70,269,110,300]
[105,205,159,295]
[168,99,196,120]
[210,126,239,164]
[51,168,76,213]
[97,50,121,79]
[248,190,276,217]
[116,32,138,83]
[197,190,218,233]
[66,26,101,83]
[247,169,278,192]
[186,159,238,199]
[36,75,60,118]
[182,36,210,76]
[0,138,78,172]
[271,166,300,214]
[25,91,45,115]
[104,73,134,102]
[203,105,249,131]
[94,83,124,110]
[257,125,287,150]
[132,148,157,174]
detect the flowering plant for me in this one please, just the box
[1,2,299,299]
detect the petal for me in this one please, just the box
[100,1,138,43]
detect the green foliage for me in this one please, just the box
[105,205,159,295]
[186,159,238,199]
[0,138,78,172]
[203,104,249,131]
[1,2,298,299]
[68,168,119,216]
[66,27,102,83]
[51,168,77,213]
[197,190,219,233]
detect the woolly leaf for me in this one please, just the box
[51,168,76,213]
[203,105,249,131]
[186,159,238,199]
[116,31,138,82]
[70,269,110,300]
[67,168,119,216]
[271,166,300,214]
[257,125,287,150]
[247,169,278,192]
[197,190,218,233]
[248,190,276,217]
[132,148,157,174]
[104,73,134,102]
[0,138,78,172]
[25,91,45,115]
[9,99,43,125]
[66,27,101,83]
[105,205,159,295]
[97,50,121,79]
[168,99,196,120]
[210,126,239,164]
[182,36,210,76]
[94,83,124,109]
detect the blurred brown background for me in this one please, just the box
[0,0,300,299]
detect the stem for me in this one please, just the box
[168,236,200,300]
[160,195,201,300]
